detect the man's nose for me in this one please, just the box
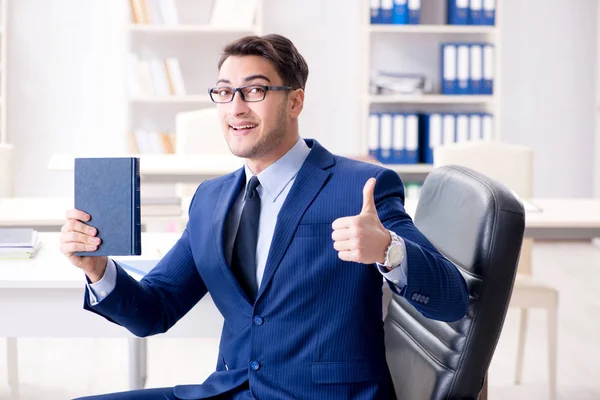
[230,90,250,116]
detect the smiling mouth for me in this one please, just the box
[230,124,258,131]
[229,124,259,135]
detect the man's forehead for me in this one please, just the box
[217,72,271,79]
[218,56,278,80]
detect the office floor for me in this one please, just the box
[0,241,599,400]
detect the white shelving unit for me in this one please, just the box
[360,0,501,182]
[369,94,496,104]
[122,0,265,225]
[368,24,497,34]
[125,0,264,155]
[0,0,8,144]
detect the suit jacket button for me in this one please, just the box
[424,297,429,304]
[250,361,261,371]
[253,316,264,326]
[411,293,418,300]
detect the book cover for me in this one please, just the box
[74,157,141,256]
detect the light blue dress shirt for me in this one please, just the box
[87,137,408,305]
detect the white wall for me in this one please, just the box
[261,0,363,155]
[500,0,597,197]
[7,0,597,198]
[8,0,127,197]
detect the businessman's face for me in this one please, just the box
[215,55,301,164]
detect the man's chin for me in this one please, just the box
[228,144,258,160]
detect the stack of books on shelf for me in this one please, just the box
[127,54,186,97]
[447,0,495,26]
[369,0,496,26]
[0,228,41,259]
[370,0,421,25]
[370,70,432,95]
[368,112,494,165]
[369,41,495,99]
[442,43,494,95]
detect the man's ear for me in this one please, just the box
[288,89,304,118]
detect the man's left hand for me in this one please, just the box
[331,177,391,264]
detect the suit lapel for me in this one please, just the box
[211,168,252,304]
[257,140,334,300]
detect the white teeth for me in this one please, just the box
[231,124,257,130]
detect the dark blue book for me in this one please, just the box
[74,157,141,256]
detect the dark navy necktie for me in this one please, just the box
[231,175,261,301]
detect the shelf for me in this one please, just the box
[129,96,213,105]
[368,24,497,35]
[368,94,495,105]
[129,24,258,34]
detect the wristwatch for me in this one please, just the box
[382,230,405,271]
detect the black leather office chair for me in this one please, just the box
[385,165,526,400]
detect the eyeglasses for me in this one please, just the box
[208,84,294,103]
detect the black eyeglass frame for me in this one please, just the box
[208,84,295,103]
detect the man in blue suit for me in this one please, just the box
[61,34,469,399]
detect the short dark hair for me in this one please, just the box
[218,34,309,90]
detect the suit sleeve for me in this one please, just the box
[374,168,469,322]
[82,191,208,337]
[86,258,118,305]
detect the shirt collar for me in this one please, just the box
[244,137,311,202]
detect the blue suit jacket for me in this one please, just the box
[84,139,469,400]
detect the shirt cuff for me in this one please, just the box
[376,236,408,289]
[86,258,117,306]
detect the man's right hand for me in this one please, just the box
[60,209,107,283]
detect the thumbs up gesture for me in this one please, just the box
[331,178,391,264]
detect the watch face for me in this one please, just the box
[388,244,403,265]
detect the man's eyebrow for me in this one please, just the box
[215,75,271,86]
[245,74,271,83]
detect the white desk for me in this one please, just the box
[403,198,600,240]
[0,197,182,231]
[0,233,224,395]
[522,198,600,240]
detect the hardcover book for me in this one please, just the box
[74,157,141,256]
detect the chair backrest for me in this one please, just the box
[174,107,230,197]
[385,165,525,400]
[433,140,533,198]
[0,143,14,197]
[434,140,534,275]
